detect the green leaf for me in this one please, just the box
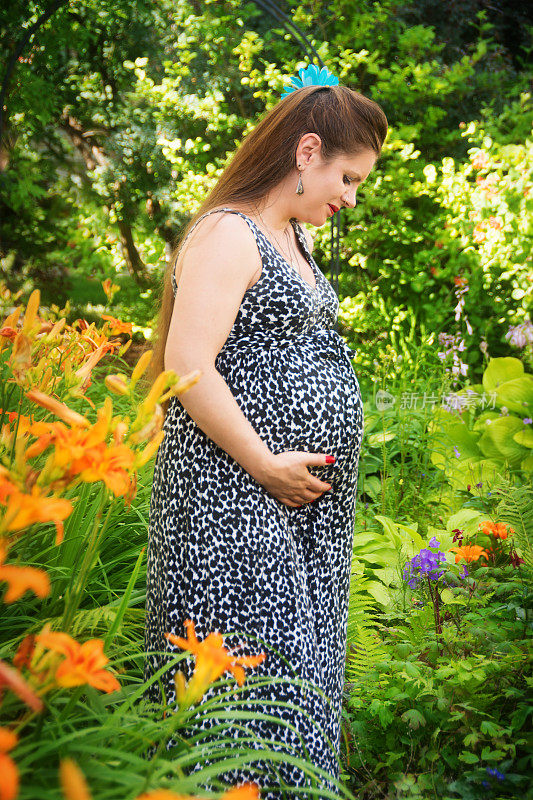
[104,546,145,650]
[483,357,524,393]
[514,427,533,448]
[478,417,527,466]
[401,708,426,729]
[481,746,506,760]
[494,376,533,416]
[458,751,479,764]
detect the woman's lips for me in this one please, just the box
[327,204,339,215]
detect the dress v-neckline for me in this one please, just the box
[235,211,319,294]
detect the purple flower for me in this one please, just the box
[454,446,461,458]
[403,545,447,587]
[486,767,505,782]
[505,320,533,349]
[524,418,532,425]
[429,536,441,548]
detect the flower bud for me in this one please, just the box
[105,374,130,396]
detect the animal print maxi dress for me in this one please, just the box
[143,208,364,799]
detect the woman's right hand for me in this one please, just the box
[254,451,334,507]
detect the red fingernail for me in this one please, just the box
[325,455,335,464]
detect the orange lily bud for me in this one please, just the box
[118,339,132,358]
[130,349,152,389]
[104,374,130,396]
[138,372,172,417]
[59,757,92,800]
[135,430,165,468]
[25,390,91,428]
[21,289,40,334]
[160,370,202,403]
[1,307,22,330]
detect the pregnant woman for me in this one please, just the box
[144,67,388,798]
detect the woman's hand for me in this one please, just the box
[254,451,333,507]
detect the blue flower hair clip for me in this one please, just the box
[281,64,339,99]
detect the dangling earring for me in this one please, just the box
[296,164,304,195]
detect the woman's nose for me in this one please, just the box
[341,191,357,208]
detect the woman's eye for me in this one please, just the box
[343,175,352,185]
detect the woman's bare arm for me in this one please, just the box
[165,213,274,482]
[165,212,333,505]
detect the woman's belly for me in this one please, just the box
[218,345,364,458]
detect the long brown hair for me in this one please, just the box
[150,84,388,416]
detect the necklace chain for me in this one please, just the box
[253,206,302,278]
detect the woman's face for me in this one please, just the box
[294,136,378,227]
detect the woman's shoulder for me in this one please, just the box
[173,207,261,284]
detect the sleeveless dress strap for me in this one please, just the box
[291,220,313,261]
[170,208,262,296]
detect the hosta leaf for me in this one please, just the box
[483,357,524,393]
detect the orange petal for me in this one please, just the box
[0,565,50,603]
[86,670,121,694]
[13,635,36,670]
[59,757,92,800]
[35,631,80,660]
[0,727,18,753]
[230,664,246,687]
[0,752,19,800]
[222,783,261,799]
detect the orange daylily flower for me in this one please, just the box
[449,544,489,564]
[0,542,50,603]
[135,783,260,800]
[479,521,514,540]
[165,619,266,708]
[77,442,135,496]
[27,415,109,470]
[0,409,19,425]
[23,408,138,498]
[0,727,19,800]
[74,343,114,390]
[101,278,120,302]
[0,659,44,712]
[0,327,18,343]
[35,631,121,694]
[59,757,92,800]
[0,481,73,545]
[101,315,132,335]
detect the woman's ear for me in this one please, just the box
[296,132,323,166]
